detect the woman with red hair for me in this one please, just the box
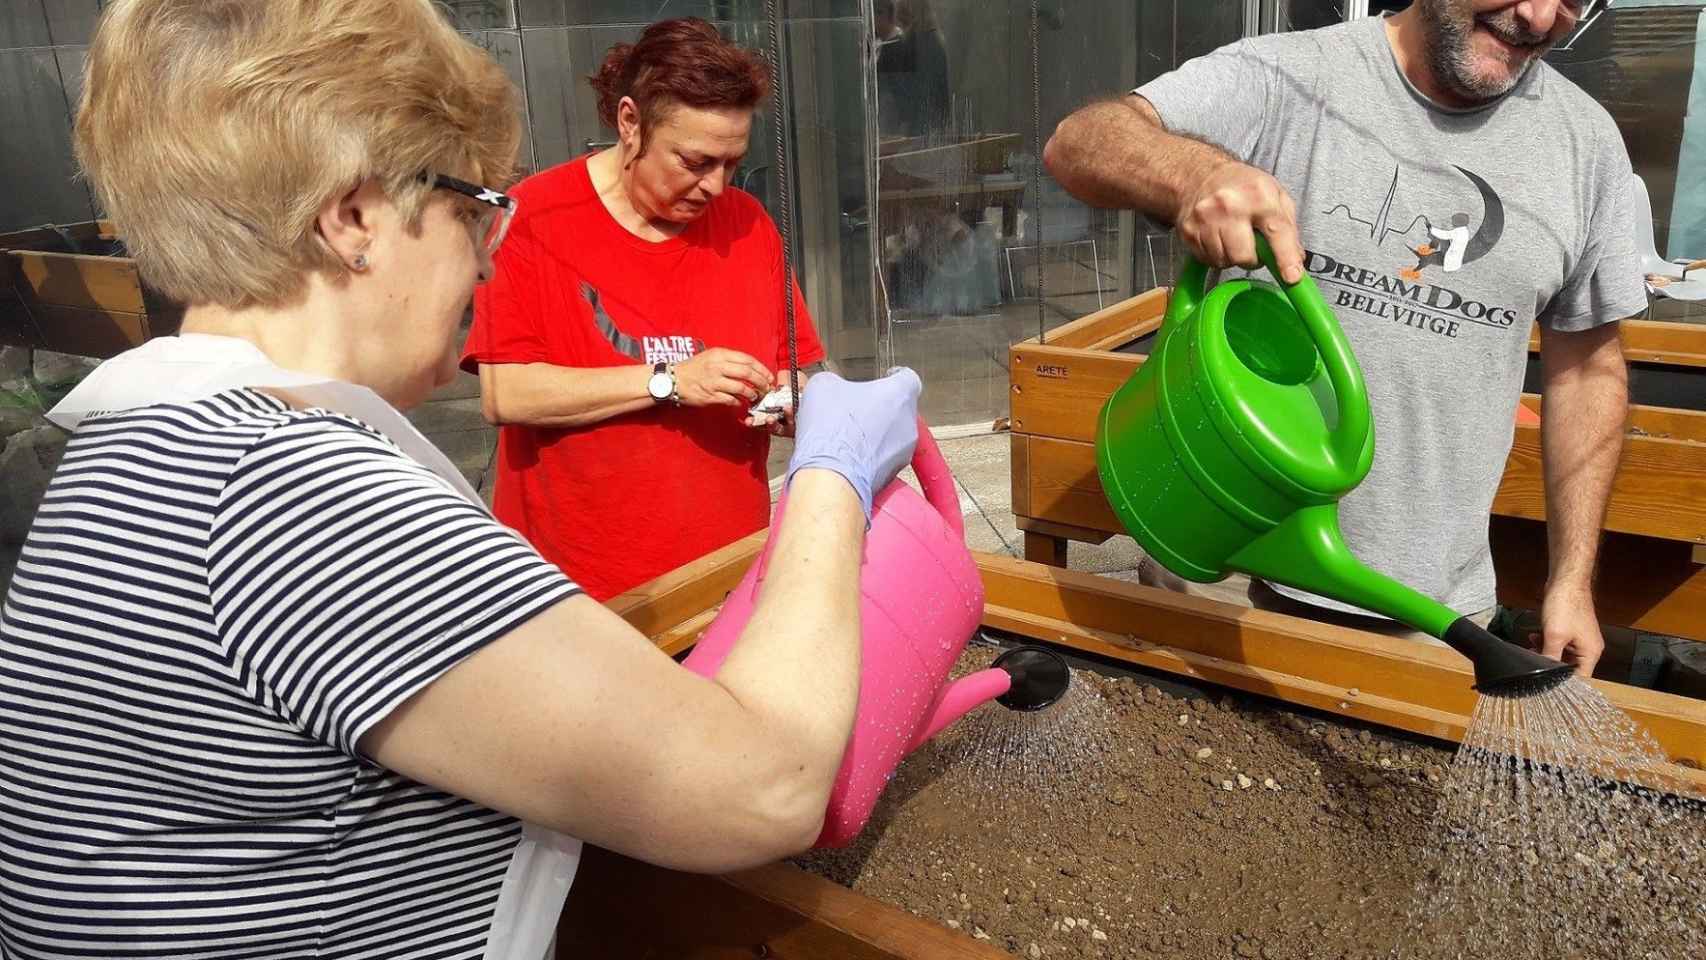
[462,17,826,601]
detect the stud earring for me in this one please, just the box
[352,254,369,272]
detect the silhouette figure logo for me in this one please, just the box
[1322,164,1505,281]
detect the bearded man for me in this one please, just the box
[1042,1,1641,677]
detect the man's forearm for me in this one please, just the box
[1539,324,1628,594]
[1042,94,1234,221]
[478,362,656,429]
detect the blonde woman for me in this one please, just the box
[0,1,921,957]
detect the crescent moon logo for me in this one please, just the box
[1450,165,1505,267]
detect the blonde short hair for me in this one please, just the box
[74,0,522,309]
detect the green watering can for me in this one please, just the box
[1093,234,1570,695]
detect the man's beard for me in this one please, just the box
[1418,0,1553,102]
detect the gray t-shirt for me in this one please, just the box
[1134,15,1647,619]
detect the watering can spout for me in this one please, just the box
[905,644,1074,752]
[907,668,1013,752]
[1228,504,1573,693]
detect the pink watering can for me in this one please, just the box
[682,419,1070,847]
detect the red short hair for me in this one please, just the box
[589,18,771,155]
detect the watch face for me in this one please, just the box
[648,372,672,400]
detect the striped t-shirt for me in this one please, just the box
[0,389,581,959]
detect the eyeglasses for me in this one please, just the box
[421,172,518,257]
[1556,0,1613,52]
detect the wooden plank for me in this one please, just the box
[0,221,113,251]
[1014,515,1114,545]
[1624,404,1706,444]
[1492,424,1706,543]
[1490,516,1706,644]
[1084,314,1162,353]
[1021,406,1706,547]
[972,551,1706,778]
[7,250,146,315]
[1008,343,1141,442]
[654,607,721,657]
[1022,531,1067,566]
[1008,433,1030,518]
[0,302,149,358]
[606,531,764,640]
[723,861,1009,960]
[1024,285,1167,350]
[1017,434,1118,533]
[557,846,1010,959]
[1016,431,1706,636]
[1529,319,1706,370]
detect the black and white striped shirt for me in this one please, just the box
[0,389,580,959]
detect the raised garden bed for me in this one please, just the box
[553,535,1706,957]
[1008,289,1706,656]
[0,220,183,359]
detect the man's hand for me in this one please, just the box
[1176,159,1305,284]
[1536,585,1605,679]
[672,348,774,408]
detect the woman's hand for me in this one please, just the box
[744,372,813,436]
[785,367,923,522]
[671,348,774,407]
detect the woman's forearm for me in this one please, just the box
[477,361,657,429]
[710,469,866,813]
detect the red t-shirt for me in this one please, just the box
[461,155,824,601]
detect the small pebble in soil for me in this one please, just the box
[1238,774,1254,789]
[1196,747,1213,760]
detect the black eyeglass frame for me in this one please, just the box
[420,172,518,256]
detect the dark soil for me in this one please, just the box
[791,646,1587,959]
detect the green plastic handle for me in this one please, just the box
[1163,256,1210,331]
[1250,233,1371,475]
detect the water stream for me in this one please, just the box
[1392,677,1706,959]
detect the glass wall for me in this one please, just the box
[0,0,101,233]
[1546,0,1705,322]
[7,0,1692,426]
[871,0,1248,424]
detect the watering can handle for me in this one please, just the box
[1249,233,1371,470]
[908,417,965,542]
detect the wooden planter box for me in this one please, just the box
[559,531,1706,955]
[1007,288,1706,651]
[0,220,183,359]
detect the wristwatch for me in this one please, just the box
[646,361,680,405]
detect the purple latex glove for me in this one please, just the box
[785,367,923,522]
